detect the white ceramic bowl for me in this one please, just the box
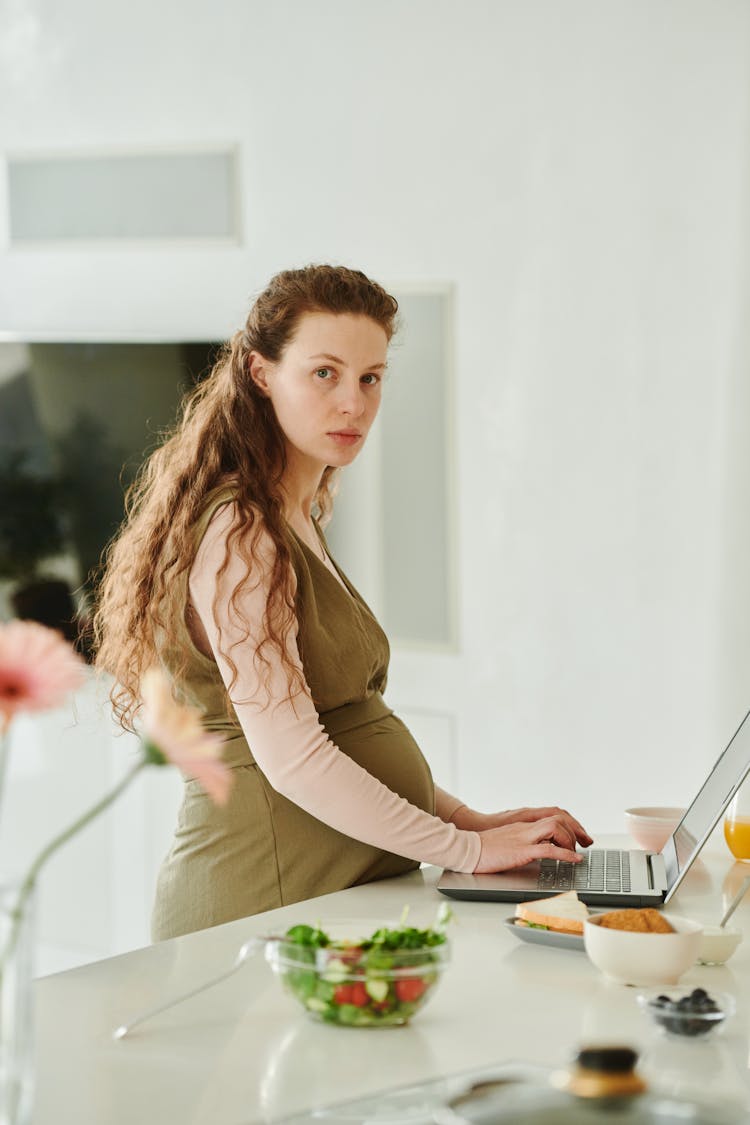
[583,913,702,986]
[696,925,743,966]
[624,807,686,852]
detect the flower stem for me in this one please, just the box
[1,758,147,970]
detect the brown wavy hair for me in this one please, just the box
[93,264,399,730]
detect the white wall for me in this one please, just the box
[2,0,750,966]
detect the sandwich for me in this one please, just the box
[514,890,590,936]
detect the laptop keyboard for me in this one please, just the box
[536,849,632,894]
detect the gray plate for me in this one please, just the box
[504,918,584,952]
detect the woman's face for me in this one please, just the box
[251,312,388,474]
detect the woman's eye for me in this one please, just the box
[314,367,333,380]
[361,373,381,386]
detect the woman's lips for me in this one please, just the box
[327,431,362,445]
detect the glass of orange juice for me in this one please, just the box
[724,787,750,862]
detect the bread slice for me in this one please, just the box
[514,891,590,935]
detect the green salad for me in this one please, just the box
[271,904,452,1027]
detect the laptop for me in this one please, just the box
[437,708,750,907]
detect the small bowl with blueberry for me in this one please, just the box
[637,986,735,1038]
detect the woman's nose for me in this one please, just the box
[336,381,366,416]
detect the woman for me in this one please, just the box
[95,264,592,940]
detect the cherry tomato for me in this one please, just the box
[349,982,369,1007]
[333,981,369,1007]
[395,978,427,1003]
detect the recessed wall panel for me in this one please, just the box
[7,150,239,242]
[380,290,455,647]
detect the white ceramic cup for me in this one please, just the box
[696,925,742,965]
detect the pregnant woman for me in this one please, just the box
[94,263,591,940]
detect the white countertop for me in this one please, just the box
[33,836,750,1123]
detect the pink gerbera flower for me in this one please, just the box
[0,620,87,729]
[140,667,232,806]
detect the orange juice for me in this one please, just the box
[723,816,750,862]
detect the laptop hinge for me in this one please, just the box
[646,850,670,893]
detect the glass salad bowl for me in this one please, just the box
[264,918,450,1027]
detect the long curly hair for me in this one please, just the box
[93,264,399,730]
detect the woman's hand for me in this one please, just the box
[474,817,585,874]
[450,803,593,849]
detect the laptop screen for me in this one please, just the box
[663,710,750,895]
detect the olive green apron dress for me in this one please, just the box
[151,487,435,940]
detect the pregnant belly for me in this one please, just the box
[331,711,435,814]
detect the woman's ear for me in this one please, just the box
[248,351,272,396]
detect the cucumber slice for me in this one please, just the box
[365,978,389,1003]
[320,958,350,983]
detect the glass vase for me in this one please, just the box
[0,882,35,1125]
[724,781,750,863]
